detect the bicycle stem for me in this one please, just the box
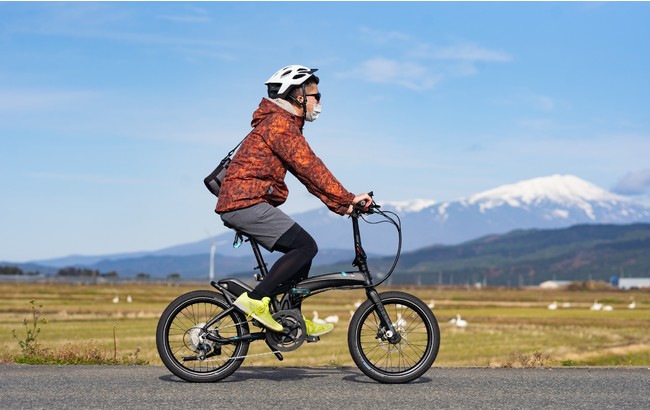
[351,214,371,283]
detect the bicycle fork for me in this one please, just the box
[365,287,402,344]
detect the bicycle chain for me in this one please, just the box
[193,318,279,363]
[195,350,279,364]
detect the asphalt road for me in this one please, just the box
[1,365,648,409]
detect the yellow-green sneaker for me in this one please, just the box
[303,317,334,337]
[233,293,283,332]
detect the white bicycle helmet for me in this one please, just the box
[265,65,319,99]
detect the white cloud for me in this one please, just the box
[358,26,411,44]
[5,3,230,62]
[157,6,211,23]
[0,89,99,112]
[612,169,650,195]
[349,28,512,89]
[493,91,565,116]
[29,172,165,187]
[344,58,441,90]
[412,42,512,63]
[532,94,556,112]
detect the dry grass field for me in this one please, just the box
[1,281,648,367]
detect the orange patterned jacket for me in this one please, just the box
[215,98,355,215]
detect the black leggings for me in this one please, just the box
[250,224,318,299]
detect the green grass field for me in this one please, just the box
[1,282,648,367]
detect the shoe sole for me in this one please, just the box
[307,326,334,337]
[233,300,284,332]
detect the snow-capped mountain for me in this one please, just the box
[291,174,650,253]
[462,174,642,220]
[160,174,645,257]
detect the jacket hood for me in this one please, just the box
[251,98,304,128]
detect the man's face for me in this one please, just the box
[304,84,320,111]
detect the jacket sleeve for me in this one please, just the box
[262,119,355,215]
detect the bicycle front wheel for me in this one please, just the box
[156,290,250,382]
[348,291,440,383]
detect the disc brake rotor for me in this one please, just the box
[265,309,306,352]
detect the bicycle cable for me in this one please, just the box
[359,206,402,287]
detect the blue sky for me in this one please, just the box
[1,2,649,262]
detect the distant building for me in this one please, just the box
[618,278,650,290]
[538,280,573,289]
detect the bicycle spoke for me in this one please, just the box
[164,298,248,374]
[356,299,435,374]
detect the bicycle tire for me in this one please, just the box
[348,291,440,383]
[156,290,250,382]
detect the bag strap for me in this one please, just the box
[225,115,273,158]
[226,137,245,157]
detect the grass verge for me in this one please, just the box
[6,299,147,365]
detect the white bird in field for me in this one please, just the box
[112,296,119,304]
[126,295,133,303]
[311,311,328,325]
[454,314,468,328]
[628,299,636,309]
[427,299,435,309]
[603,305,614,311]
[590,300,603,311]
[547,301,558,310]
[324,314,339,324]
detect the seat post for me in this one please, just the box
[248,236,268,280]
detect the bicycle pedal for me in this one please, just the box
[305,335,320,343]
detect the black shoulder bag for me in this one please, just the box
[203,138,245,197]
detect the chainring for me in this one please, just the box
[265,309,306,352]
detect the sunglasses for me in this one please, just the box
[305,92,321,102]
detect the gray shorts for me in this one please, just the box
[219,202,296,251]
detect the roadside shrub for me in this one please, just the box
[11,299,47,357]
[502,351,551,368]
[10,299,147,365]
[14,341,147,365]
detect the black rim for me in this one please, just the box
[357,301,432,375]
[165,298,245,374]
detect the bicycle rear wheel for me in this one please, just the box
[348,291,440,383]
[156,290,250,382]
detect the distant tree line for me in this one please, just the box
[2,265,184,281]
[56,267,118,278]
[0,266,39,276]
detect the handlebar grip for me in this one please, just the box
[357,191,374,208]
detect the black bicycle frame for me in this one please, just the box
[207,210,399,345]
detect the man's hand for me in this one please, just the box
[346,193,373,214]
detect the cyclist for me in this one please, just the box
[216,65,371,336]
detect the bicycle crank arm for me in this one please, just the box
[265,340,284,361]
